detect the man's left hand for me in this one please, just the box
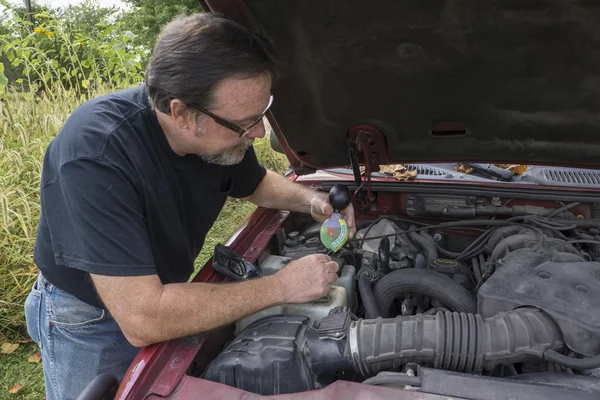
[310,193,356,237]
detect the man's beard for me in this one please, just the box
[198,137,254,166]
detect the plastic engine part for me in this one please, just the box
[205,308,565,395]
[234,255,355,335]
[257,254,356,307]
[235,285,347,334]
[203,315,316,395]
[478,249,600,356]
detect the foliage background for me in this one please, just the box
[0,1,288,397]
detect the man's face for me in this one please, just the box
[190,74,272,165]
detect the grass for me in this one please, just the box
[0,343,45,399]
[0,86,288,399]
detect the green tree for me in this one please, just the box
[120,0,202,51]
[0,1,51,85]
[0,0,145,94]
[57,0,121,37]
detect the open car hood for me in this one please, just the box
[203,0,600,170]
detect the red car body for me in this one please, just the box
[114,183,462,400]
[110,0,600,398]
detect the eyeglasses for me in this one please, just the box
[189,95,274,138]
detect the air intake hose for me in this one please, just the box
[204,309,565,395]
[345,308,563,374]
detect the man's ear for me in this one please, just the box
[169,99,194,130]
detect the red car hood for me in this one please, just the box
[202,0,600,172]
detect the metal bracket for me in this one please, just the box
[347,125,389,173]
[346,139,363,187]
[346,126,389,210]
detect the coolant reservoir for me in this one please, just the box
[234,255,356,335]
[235,286,347,334]
[260,255,356,308]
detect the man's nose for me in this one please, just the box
[245,119,266,139]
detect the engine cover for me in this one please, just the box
[478,249,600,356]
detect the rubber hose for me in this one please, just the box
[378,237,391,273]
[337,249,358,267]
[547,202,580,218]
[408,229,438,266]
[543,350,600,370]
[396,229,419,254]
[349,308,564,375]
[478,253,486,268]
[419,231,436,245]
[456,229,496,262]
[414,253,426,269]
[373,268,477,317]
[472,256,482,283]
[359,274,381,319]
[420,231,461,259]
[437,245,461,258]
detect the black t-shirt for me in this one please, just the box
[34,86,266,308]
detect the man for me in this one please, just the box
[24,13,355,400]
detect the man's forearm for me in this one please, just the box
[248,169,356,236]
[248,170,323,213]
[149,276,285,344]
[94,273,287,347]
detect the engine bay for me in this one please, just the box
[200,193,600,398]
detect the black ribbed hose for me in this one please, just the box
[347,308,564,375]
[373,268,477,316]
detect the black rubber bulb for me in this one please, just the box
[328,184,351,212]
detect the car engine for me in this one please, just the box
[202,199,600,397]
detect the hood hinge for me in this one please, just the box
[346,139,363,187]
[347,126,389,211]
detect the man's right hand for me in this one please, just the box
[91,254,339,347]
[274,254,339,304]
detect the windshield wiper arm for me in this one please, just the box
[464,163,513,182]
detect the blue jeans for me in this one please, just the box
[24,273,139,400]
